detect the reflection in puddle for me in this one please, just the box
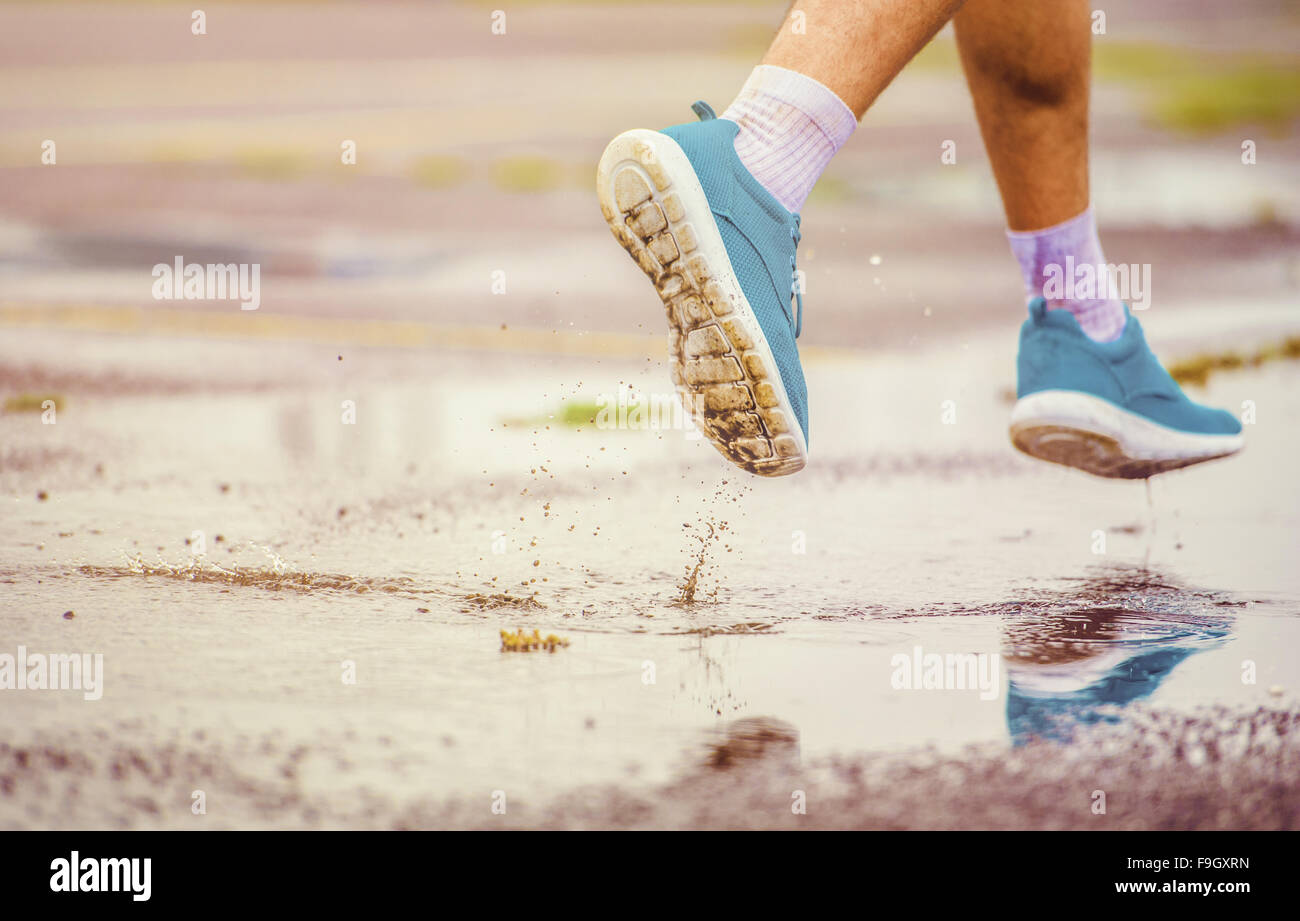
[1000,566,1234,744]
[701,717,800,772]
[68,548,1250,761]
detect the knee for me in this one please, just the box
[967,48,1083,108]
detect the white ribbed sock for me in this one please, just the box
[720,65,857,214]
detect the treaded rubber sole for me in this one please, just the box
[596,129,807,477]
[1010,390,1243,479]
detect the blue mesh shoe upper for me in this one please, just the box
[660,105,810,446]
[1017,298,1243,436]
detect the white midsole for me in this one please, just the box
[596,128,808,467]
[1010,390,1244,460]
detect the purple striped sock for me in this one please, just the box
[721,65,857,214]
[1006,206,1128,343]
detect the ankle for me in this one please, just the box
[720,66,856,214]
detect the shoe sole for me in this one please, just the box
[596,128,807,477]
[1010,390,1243,479]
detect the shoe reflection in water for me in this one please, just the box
[1001,571,1233,745]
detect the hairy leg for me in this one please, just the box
[954,0,1092,230]
[763,0,968,118]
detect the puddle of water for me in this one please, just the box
[1,345,1297,827]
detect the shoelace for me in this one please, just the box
[790,214,803,339]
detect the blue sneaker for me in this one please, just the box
[596,101,808,476]
[1011,297,1244,478]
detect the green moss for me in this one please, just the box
[559,398,601,427]
[833,36,1300,136]
[411,154,471,189]
[1151,67,1300,135]
[3,393,63,413]
[1094,42,1300,136]
[499,397,602,430]
[491,156,565,193]
[1168,336,1300,387]
[1092,41,1193,83]
[408,153,470,188]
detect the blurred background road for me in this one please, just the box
[2,0,1298,351]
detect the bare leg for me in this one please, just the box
[763,0,967,118]
[954,1,1241,477]
[954,0,1091,230]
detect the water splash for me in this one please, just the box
[85,549,429,598]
